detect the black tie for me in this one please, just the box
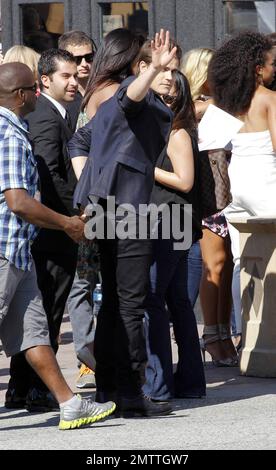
[65,111,72,131]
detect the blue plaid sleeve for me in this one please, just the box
[0,136,29,192]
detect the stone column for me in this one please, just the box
[230,217,276,377]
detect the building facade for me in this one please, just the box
[1,0,276,54]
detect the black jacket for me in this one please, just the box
[68,76,173,210]
[26,94,78,253]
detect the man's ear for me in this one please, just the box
[40,74,50,89]
[138,60,149,75]
[18,89,24,99]
[17,89,25,106]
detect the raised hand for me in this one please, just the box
[151,29,177,72]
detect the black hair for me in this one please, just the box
[267,32,276,47]
[81,28,144,111]
[266,33,276,91]
[169,70,197,137]
[58,30,97,52]
[208,31,273,115]
[38,48,76,89]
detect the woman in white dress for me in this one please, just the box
[208,31,276,340]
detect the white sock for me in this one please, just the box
[60,394,82,409]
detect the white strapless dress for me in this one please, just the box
[226,130,276,217]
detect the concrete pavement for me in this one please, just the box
[0,315,276,450]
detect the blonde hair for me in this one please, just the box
[3,45,40,79]
[181,48,214,101]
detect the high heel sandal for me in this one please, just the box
[200,334,235,367]
[232,334,242,353]
[219,324,239,366]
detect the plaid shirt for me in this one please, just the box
[0,107,39,271]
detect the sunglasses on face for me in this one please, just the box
[74,52,95,65]
[12,83,38,93]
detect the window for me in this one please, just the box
[225,1,275,35]
[100,2,148,37]
[21,2,64,53]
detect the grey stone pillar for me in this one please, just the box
[230,217,276,377]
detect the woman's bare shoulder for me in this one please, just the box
[256,85,276,102]
[169,128,191,151]
[170,128,190,140]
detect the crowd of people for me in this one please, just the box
[0,26,276,430]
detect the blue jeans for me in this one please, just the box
[143,237,206,400]
[187,240,202,308]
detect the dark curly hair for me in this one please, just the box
[208,31,273,115]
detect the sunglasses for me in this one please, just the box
[74,52,95,65]
[12,83,38,93]
[163,94,175,105]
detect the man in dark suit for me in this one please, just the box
[5,49,80,411]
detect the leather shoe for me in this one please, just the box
[119,395,173,417]
[25,387,59,412]
[5,388,27,409]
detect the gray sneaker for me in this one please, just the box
[59,397,116,430]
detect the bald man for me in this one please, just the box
[0,62,115,429]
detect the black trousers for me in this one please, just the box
[8,249,77,393]
[95,237,152,398]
